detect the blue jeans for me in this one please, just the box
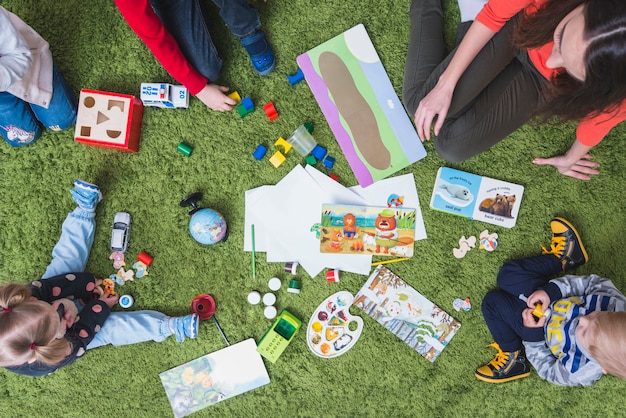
[41,206,174,349]
[481,255,562,352]
[0,63,77,147]
[148,0,261,82]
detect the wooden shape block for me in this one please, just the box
[74,89,144,152]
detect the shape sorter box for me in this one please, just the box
[74,89,144,152]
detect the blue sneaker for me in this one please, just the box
[170,314,199,342]
[70,180,102,212]
[241,30,275,76]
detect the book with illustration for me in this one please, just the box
[353,266,460,362]
[319,203,416,257]
[159,339,270,418]
[429,167,524,228]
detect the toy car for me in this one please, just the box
[256,309,302,363]
[140,83,189,109]
[111,212,131,252]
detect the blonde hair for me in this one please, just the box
[0,283,70,367]
[586,311,626,379]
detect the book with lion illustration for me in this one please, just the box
[319,203,416,257]
[429,167,525,228]
[353,266,460,362]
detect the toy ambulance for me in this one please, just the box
[140,83,189,109]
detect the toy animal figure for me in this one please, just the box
[109,251,125,269]
[110,267,135,285]
[479,194,516,217]
[387,194,404,208]
[102,278,116,295]
[479,230,499,251]
[453,235,477,259]
[439,181,471,200]
[133,261,149,278]
[326,228,343,252]
[374,209,398,254]
[342,213,357,239]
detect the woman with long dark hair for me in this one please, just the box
[403,0,626,180]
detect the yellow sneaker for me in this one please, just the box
[475,343,531,383]
[541,217,588,270]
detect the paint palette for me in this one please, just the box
[306,291,363,358]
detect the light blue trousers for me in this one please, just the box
[41,207,173,349]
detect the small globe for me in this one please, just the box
[189,208,227,245]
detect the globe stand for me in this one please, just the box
[180,192,204,215]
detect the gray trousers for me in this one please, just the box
[402,0,550,162]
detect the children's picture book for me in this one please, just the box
[320,203,416,257]
[297,24,426,187]
[429,167,524,228]
[353,266,460,362]
[159,339,270,418]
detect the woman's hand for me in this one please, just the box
[196,84,237,112]
[533,153,599,180]
[413,82,454,141]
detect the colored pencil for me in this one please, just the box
[371,257,409,266]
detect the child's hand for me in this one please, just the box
[522,308,547,328]
[98,291,119,309]
[196,84,237,111]
[527,290,550,309]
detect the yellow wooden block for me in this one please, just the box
[274,137,292,154]
[227,91,241,102]
[269,151,286,168]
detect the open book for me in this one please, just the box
[430,167,524,228]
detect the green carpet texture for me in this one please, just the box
[1,1,625,417]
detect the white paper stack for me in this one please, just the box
[244,165,427,278]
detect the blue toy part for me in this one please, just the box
[241,97,254,111]
[323,155,335,169]
[253,144,268,160]
[311,145,327,161]
[287,68,304,85]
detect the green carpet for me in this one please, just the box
[1,1,624,417]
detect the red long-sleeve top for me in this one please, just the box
[476,0,626,147]
[114,0,208,95]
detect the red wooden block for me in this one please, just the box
[263,101,278,121]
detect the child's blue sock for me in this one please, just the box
[169,314,199,342]
[70,180,102,212]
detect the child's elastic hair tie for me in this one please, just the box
[29,343,36,350]
[1,307,11,313]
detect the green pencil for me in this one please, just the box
[251,224,256,279]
